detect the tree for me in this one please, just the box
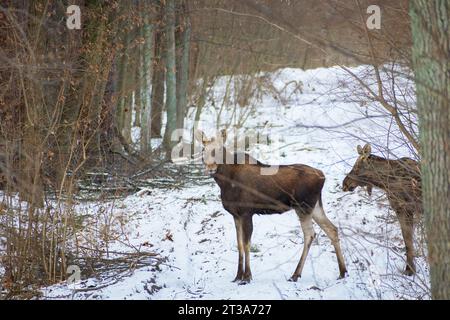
[150,14,166,139]
[116,3,133,145]
[175,0,191,132]
[140,0,155,154]
[162,0,177,153]
[151,1,166,138]
[410,0,450,300]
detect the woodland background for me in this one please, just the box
[0,0,448,299]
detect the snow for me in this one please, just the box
[39,65,429,300]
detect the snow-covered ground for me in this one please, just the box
[40,66,430,300]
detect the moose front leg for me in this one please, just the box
[232,216,244,282]
[240,215,254,284]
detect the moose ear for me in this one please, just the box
[362,143,371,155]
[194,130,207,144]
[219,129,227,143]
[357,145,363,155]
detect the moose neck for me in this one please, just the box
[359,156,400,191]
[213,149,260,187]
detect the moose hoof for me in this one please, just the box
[288,275,299,282]
[232,276,243,283]
[403,267,415,276]
[238,273,252,285]
[239,279,251,285]
[338,270,348,279]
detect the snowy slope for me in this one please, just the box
[41,65,429,300]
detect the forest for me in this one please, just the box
[0,0,448,300]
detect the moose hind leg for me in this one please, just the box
[398,213,416,276]
[232,216,245,282]
[290,210,315,282]
[312,201,347,278]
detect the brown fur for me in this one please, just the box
[342,144,422,275]
[215,160,325,215]
[196,130,347,284]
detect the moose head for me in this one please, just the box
[194,129,228,176]
[342,143,374,195]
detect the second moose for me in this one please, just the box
[343,144,422,275]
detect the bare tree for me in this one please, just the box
[151,1,166,138]
[410,0,450,300]
[162,0,177,153]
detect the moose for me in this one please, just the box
[342,144,422,275]
[195,129,347,284]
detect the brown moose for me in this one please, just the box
[195,129,347,284]
[342,144,422,275]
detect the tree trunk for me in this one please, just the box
[140,2,154,154]
[151,3,166,138]
[410,0,450,300]
[162,0,177,152]
[175,0,191,133]
[116,11,132,144]
[122,30,136,145]
[134,48,142,128]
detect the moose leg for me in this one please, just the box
[240,215,253,284]
[312,202,347,278]
[232,216,244,282]
[290,210,315,282]
[397,213,415,275]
